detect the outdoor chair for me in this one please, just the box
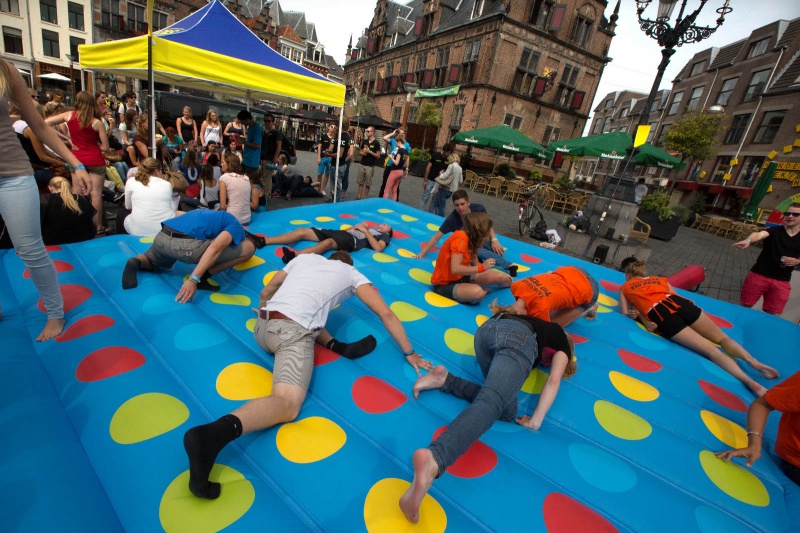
[473,175,490,194]
[551,189,569,213]
[463,170,478,190]
[714,219,735,239]
[486,176,505,197]
[564,192,588,213]
[539,186,558,211]
[696,215,713,232]
[629,217,651,243]
[704,217,721,235]
[503,180,525,202]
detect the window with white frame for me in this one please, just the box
[504,113,522,130]
[685,86,704,112]
[1,0,19,15]
[753,110,786,144]
[3,26,23,55]
[40,0,57,24]
[724,113,751,144]
[715,77,737,106]
[667,91,683,115]
[743,69,770,102]
[42,29,59,57]
[471,0,485,19]
[512,47,541,96]
[68,2,84,31]
[746,38,769,59]
[689,60,706,76]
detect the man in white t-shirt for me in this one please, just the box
[634,178,648,205]
[182,251,433,499]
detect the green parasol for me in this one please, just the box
[451,124,553,160]
[633,143,687,170]
[547,131,632,160]
[742,161,777,220]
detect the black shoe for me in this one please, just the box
[281,247,296,264]
[509,265,519,278]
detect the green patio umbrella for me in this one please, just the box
[547,131,632,160]
[742,161,777,220]
[633,143,687,170]
[451,124,553,160]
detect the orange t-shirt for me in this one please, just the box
[765,371,800,468]
[619,276,673,315]
[510,266,593,321]
[432,230,472,285]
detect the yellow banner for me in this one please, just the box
[633,125,650,148]
[146,0,154,35]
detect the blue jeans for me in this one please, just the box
[429,316,538,474]
[330,164,348,202]
[478,241,513,271]
[0,175,63,319]
[431,188,452,217]
[419,180,436,211]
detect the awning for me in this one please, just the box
[415,85,460,98]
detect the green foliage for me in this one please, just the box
[349,94,376,119]
[671,205,692,225]
[496,163,512,178]
[409,148,431,164]
[640,190,676,222]
[689,192,707,214]
[529,168,543,182]
[663,109,727,164]
[554,172,576,191]
[414,101,443,127]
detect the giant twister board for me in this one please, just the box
[1,198,799,532]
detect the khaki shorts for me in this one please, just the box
[357,165,375,186]
[144,231,244,270]
[253,317,320,390]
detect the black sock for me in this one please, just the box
[326,335,377,360]
[508,265,518,278]
[122,258,140,289]
[196,271,220,292]
[281,247,296,264]
[183,414,242,499]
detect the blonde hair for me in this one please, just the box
[182,148,198,168]
[462,212,493,261]
[0,60,11,101]
[489,298,517,315]
[74,91,101,128]
[205,109,220,124]
[136,112,149,139]
[625,259,648,278]
[135,157,161,186]
[49,177,81,214]
[447,152,460,165]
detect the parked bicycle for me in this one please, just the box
[518,183,547,237]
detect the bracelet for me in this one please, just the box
[746,431,762,438]
[477,264,485,273]
[745,237,751,242]
[491,237,499,242]
[403,348,415,357]
[74,163,86,171]
[189,274,201,284]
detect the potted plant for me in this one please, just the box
[408,148,430,176]
[554,172,576,192]
[496,163,512,178]
[637,190,681,241]
[529,168,543,183]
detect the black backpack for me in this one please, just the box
[531,219,549,241]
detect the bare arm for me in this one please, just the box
[199,121,208,145]
[715,396,773,466]
[355,223,387,253]
[518,351,568,430]
[422,161,433,186]
[416,230,444,259]
[93,119,110,152]
[24,129,63,167]
[259,270,288,307]
[355,283,433,375]
[175,231,234,303]
[219,180,228,210]
[488,228,504,255]
[733,230,770,250]
[250,187,261,210]
[274,139,282,163]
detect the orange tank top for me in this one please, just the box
[432,230,472,285]
[511,266,594,320]
[619,276,673,315]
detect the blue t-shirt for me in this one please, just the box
[387,138,411,168]
[243,122,263,169]
[163,210,245,246]
[439,203,488,234]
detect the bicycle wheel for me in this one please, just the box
[519,205,534,236]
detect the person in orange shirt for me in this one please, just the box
[496,266,599,327]
[716,371,800,486]
[430,212,512,304]
[619,260,778,397]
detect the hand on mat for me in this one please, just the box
[715,445,761,467]
[516,415,541,431]
[406,352,433,375]
[176,280,197,304]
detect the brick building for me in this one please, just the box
[658,17,800,216]
[343,0,619,174]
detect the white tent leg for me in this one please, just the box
[333,111,343,204]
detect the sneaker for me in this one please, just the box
[321,191,327,196]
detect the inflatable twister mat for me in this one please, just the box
[1,198,798,532]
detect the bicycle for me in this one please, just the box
[518,183,547,236]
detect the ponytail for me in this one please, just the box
[136,157,161,186]
[625,259,648,278]
[49,177,81,214]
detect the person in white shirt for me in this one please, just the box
[182,251,433,499]
[634,178,648,205]
[121,157,176,236]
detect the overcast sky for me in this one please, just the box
[287,0,800,130]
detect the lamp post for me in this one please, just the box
[65,53,75,99]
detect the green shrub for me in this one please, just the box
[554,173,575,191]
[689,192,707,214]
[640,190,675,222]
[529,168,542,182]
[672,205,692,225]
[496,163,512,178]
[408,148,430,164]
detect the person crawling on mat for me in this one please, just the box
[121,209,257,303]
[261,221,393,264]
[619,260,778,397]
[399,311,576,523]
[183,251,433,499]
[494,265,599,327]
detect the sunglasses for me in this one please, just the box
[784,212,800,218]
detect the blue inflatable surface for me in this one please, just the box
[1,198,798,532]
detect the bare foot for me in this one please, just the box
[36,318,65,341]
[584,303,598,320]
[750,361,779,380]
[413,365,448,399]
[399,448,439,523]
[748,381,768,397]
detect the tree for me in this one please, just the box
[663,109,727,168]
[348,93,376,128]
[414,101,442,150]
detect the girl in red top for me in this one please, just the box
[47,91,109,233]
[619,260,778,397]
[498,265,599,327]
[430,212,512,304]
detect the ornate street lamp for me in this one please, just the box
[65,53,76,99]
[635,0,732,127]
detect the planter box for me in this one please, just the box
[408,160,429,176]
[637,209,681,241]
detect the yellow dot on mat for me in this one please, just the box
[217,362,272,400]
[521,368,549,394]
[698,451,769,507]
[210,293,251,306]
[476,314,489,326]
[377,208,394,214]
[373,253,398,263]
[289,219,310,225]
[427,223,439,231]
[275,416,346,463]
[444,328,475,356]
[598,293,618,307]
[245,318,256,332]
[339,224,353,230]
[110,393,188,444]
[363,478,446,533]
[700,410,747,448]
[409,269,432,284]
[424,291,457,308]
[594,400,652,441]
[597,305,612,313]
[233,255,265,271]
[263,270,279,286]
[390,301,428,322]
[139,236,154,243]
[401,214,418,222]
[608,371,660,402]
[316,216,335,222]
[396,248,416,258]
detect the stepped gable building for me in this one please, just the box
[269,2,329,78]
[343,0,619,172]
[661,17,800,215]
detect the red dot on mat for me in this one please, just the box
[45,245,62,252]
[570,333,588,344]
[24,259,73,278]
[433,426,497,478]
[600,280,620,292]
[313,344,340,366]
[38,284,91,314]
[698,380,747,412]
[352,376,407,414]
[339,213,357,219]
[420,242,440,253]
[705,312,733,329]
[543,493,619,533]
[618,349,662,373]
[75,346,145,382]
[520,253,542,264]
[56,315,115,342]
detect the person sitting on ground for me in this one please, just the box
[249,174,266,211]
[178,148,201,186]
[201,141,219,164]
[222,139,242,163]
[716,370,800,486]
[122,209,256,302]
[163,126,184,161]
[619,260,779,397]
[430,212,513,305]
[495,266,599,327]
[40,176,95,245]
[281,175,322,200]
[218,153,252,225]
[182,250,432,499]
[183,164,220,210]
[400,311,575,523]
[119,157,177,237]
[417,189,519,277]
[262,221,393,264]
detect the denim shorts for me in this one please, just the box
[432,275,474,300]
[318,157,331,175]
[144,231,243,270]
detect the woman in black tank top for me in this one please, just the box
[176,106,197,143]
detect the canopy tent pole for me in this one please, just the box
[148,34,156,157]
[333,110,343,203]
